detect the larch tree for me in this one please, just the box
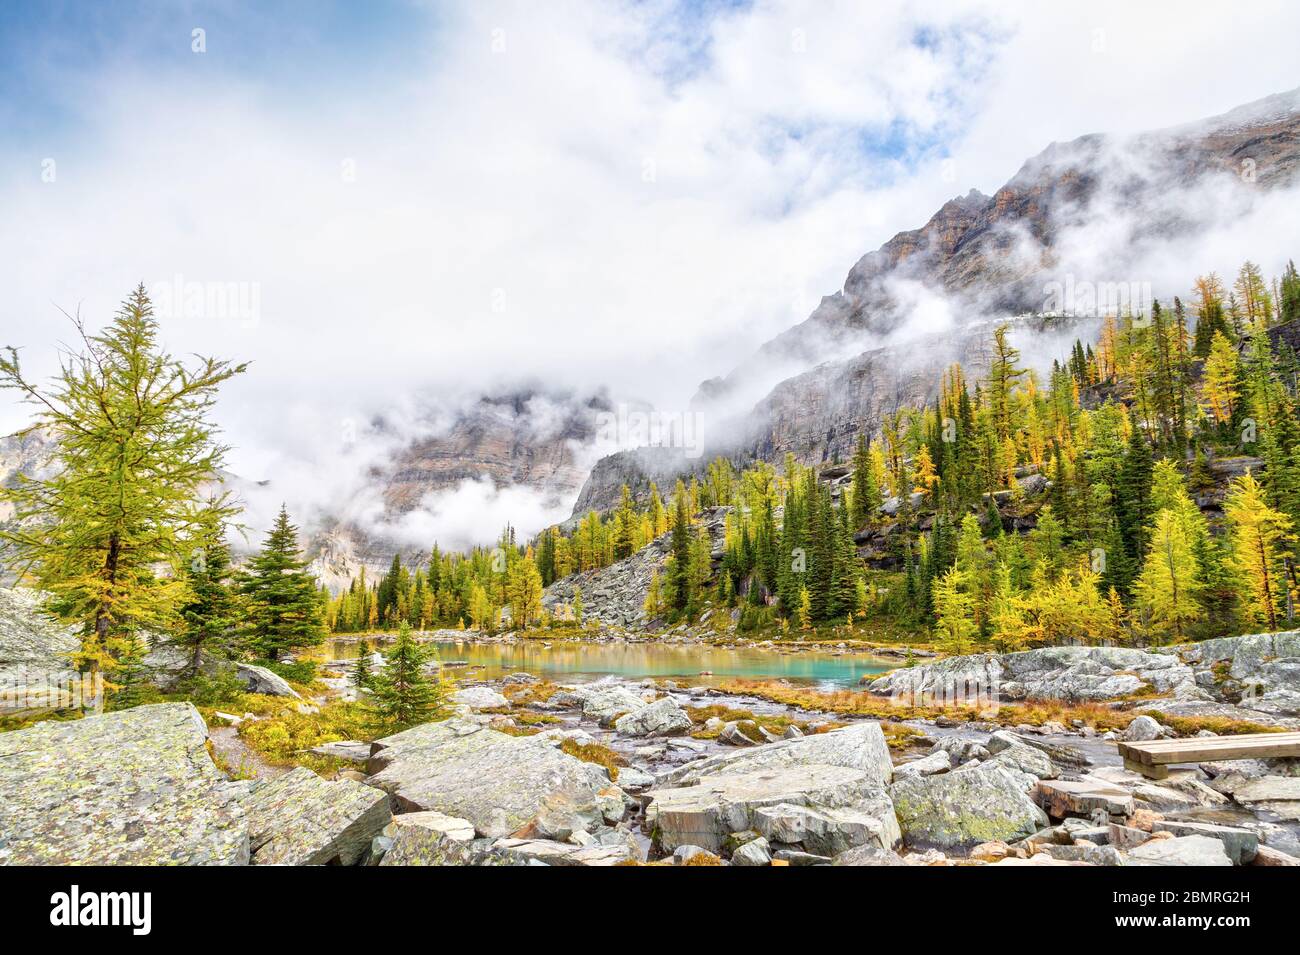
[1133,508,1203,644]
[1224,473,1294,632]
[0,285,245,679]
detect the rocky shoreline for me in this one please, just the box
[5,578,1300,867]
[5,629,1300,866]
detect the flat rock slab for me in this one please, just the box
[658,721,894,787]
[244,766,391,866]
[0,702,249,865]
[365,720,610,838]
[309,740,372,763]
[1127,835,1233,866]
[1230,775,1300,804]
[891,765,1048,849]
[1151,820,1258,864]
[1035,779,1135,818]
[646,764,896,853]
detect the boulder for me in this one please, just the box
[613,697,692,737]
[1151,821,1257,865]
[0,703,248,865]
[890,765,1049,849]
[731,837,772,866]
[986,743,1057,780]
[987,730,1091,770]
[1034,779,1135,818]
[379,828,528,866]
[929,737,989,764]
[386,810,476,844]
[365,721,611,838]
[244,766,391,866]
[753,796,900,856]
[452,686,510,710]
[1120,715,1163,742]
[1252,845,1300,866]
[658,721,893,787]
[578,685,649,726]
[830,844,908,866]
[491,838,640,866]
[1033,843,1125,865]
[1127,835,1232,866]
[234,662,302,699]
[894,750,952,779]
[309,740,372,763]
[645,764,898,853]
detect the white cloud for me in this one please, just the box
[2,1,1298,548]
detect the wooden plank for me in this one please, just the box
[1124,757,1168,780]
[1118,732,1300,768]
[1124,732,1300,752]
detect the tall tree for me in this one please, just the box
[0,285,245,678]
[1224,473,1294,632]
[174,508,242,674]
[238,505,325,660]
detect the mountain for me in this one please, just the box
[571,87,1300,514]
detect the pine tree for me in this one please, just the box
[1116,425,1154,573]
[0,285,246,677]
[668,481,693,616]
[369,623,443,731]
[849,431,881,528]
[238,505,325,660]
[174,509,241,674]
[352,649,372,692]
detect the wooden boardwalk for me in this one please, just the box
[1117,732,1300,779]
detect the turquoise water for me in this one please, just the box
[329,637,892,689]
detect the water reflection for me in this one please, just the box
[327,636,892,689]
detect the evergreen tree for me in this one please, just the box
[174,511,241,674]
[668,481,693,616]
[1115,425,1154,575]
[239,505,325,660]
[849,432,881,527]
[369,623,443,731]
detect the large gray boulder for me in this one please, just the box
[244,766,391,865]
[645,764,899,854]
[753,795,900,856]
[1151,821,1258,864]
[0,703,249,864]
[657,721,893,787]
[1127,835,1233,866]
[614,696,692,737]
[890,765,1049,849]
[452,686,510,710]
[365,720,613,838]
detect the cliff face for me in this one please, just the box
[379,391,605,515]
[572,88,1300,515]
